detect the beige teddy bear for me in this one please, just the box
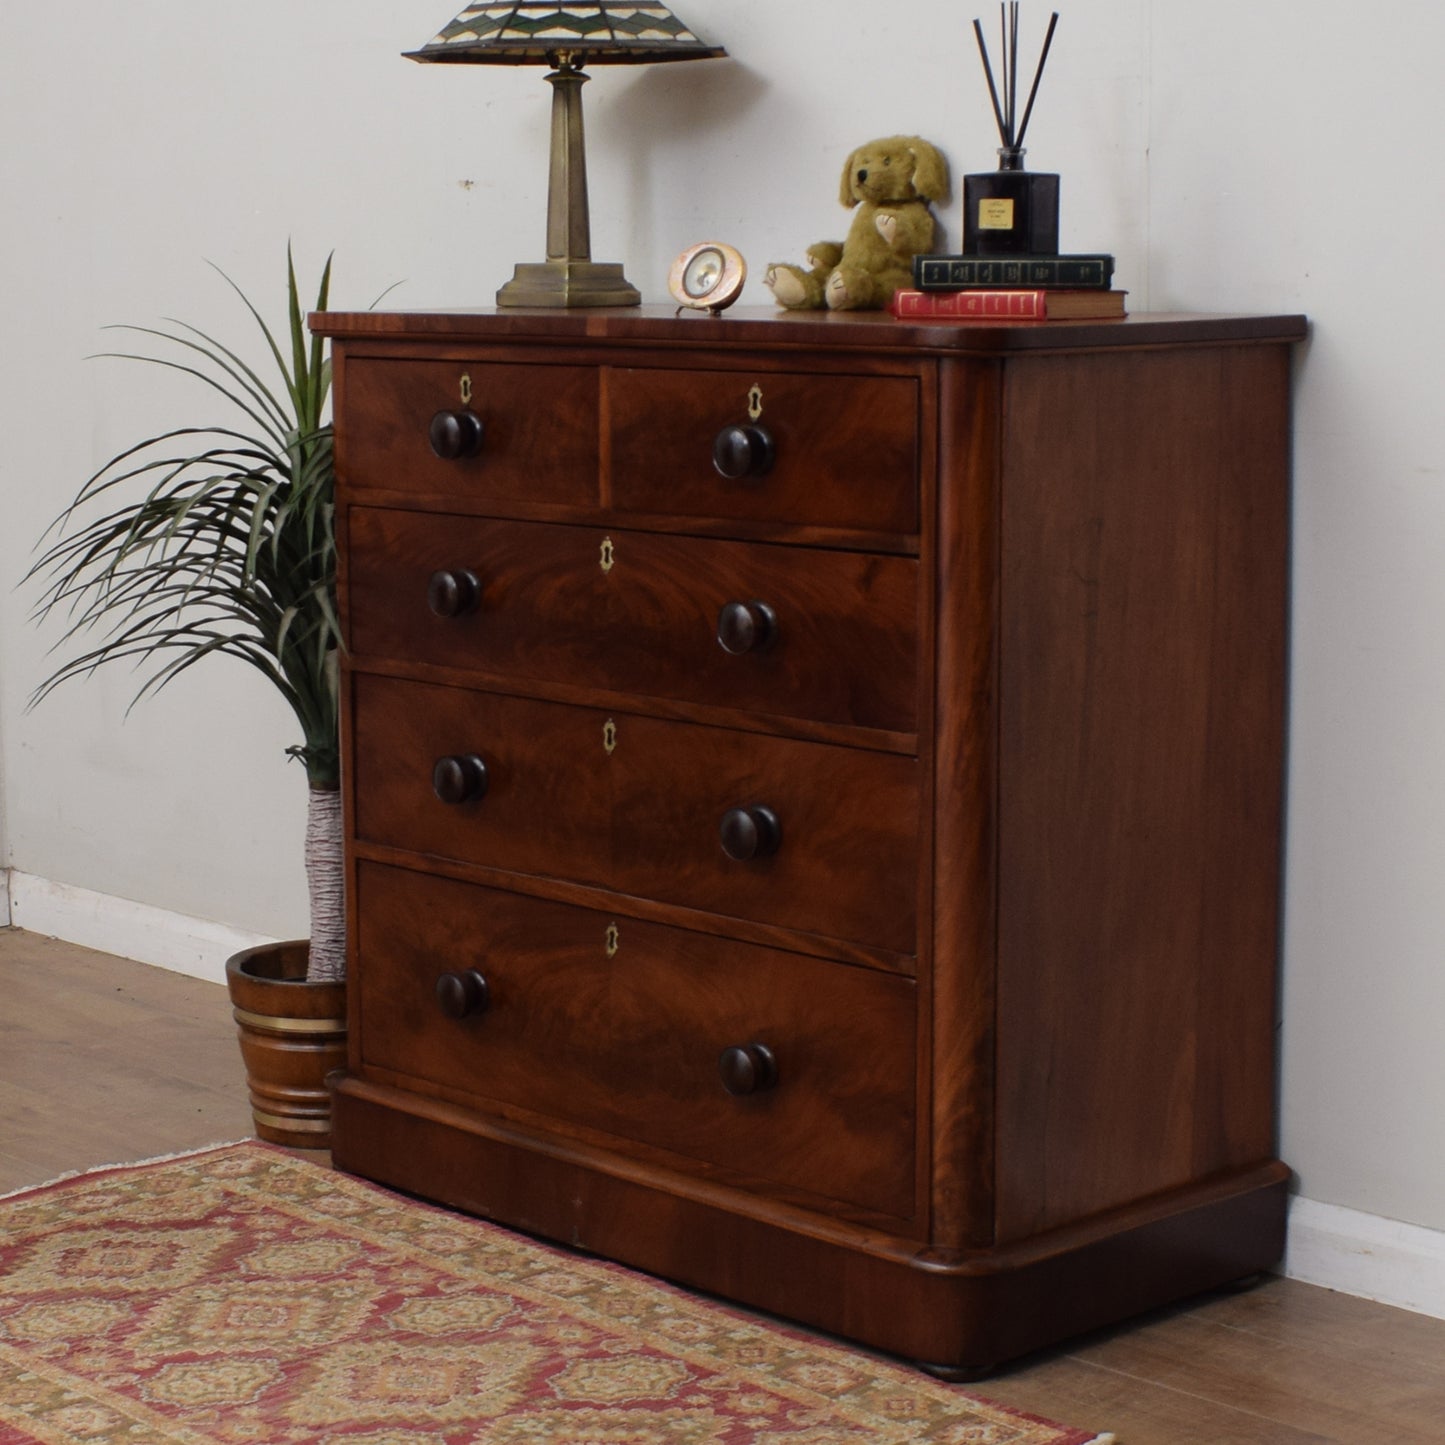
[765,136,951,311]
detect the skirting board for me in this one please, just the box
[1283,1195,1445,1321]
[4,867,1444,1324]
[3,869,274,986]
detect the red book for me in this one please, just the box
[889,287,1127,320]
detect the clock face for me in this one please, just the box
[668,242,746,312]
[683,246,726,297]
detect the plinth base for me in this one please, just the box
[497,260,642,308]
[331,1075,1291,1374]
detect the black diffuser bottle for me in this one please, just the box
[963,146,1059,255]
[962,7,1061,257]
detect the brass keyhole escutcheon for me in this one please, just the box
[605,923,620,959]
[748,384,764,421]
[459,373,473,405]
[600,537,615,574]
[603,719,617,755]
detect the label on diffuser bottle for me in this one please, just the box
[978,198,1016,230]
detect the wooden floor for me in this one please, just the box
[3,927,1444,1443]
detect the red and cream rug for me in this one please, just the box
[0,1142,1115,1443]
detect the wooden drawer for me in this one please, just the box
[607,366,920,534]
[354,861,918,1218]
[351,675,919,954]
[340,359,598,504]
[346,508,919,734]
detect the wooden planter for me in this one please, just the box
[225,940,346,1149]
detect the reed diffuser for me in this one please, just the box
[963,4,1060,256]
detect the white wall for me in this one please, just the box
[2,0,1443,1255]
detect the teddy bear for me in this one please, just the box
[765,136,950,311]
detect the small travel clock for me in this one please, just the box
[668,242,747,314]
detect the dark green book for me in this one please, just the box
[913,254,1116,290]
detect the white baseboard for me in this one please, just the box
[4,870,274,986]
[1283,1194,1445,1320]
[0,869,11,929]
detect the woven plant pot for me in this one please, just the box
[225,939,346,1149]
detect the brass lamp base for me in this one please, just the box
[496,260,641,309]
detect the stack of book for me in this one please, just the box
[889,253,1126,321]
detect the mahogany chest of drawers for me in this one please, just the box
[313,305,1306,1373]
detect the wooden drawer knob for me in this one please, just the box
[432,754,489,805]
[429,409,486,460]
[719,1042,778,1096]
[436,969,490,1019]
[720,805,782,861]
[427,568,481,618]
[713,423,775,480]
[716,600,777,655]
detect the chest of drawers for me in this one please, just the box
[313,305,1306,1373]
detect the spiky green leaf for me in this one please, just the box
[27,253,343,789]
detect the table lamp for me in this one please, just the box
[408,3,726,307]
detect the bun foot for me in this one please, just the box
[916,1359,999,1383]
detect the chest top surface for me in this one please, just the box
[310,303,1307,355]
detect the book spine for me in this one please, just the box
[912,254,1115,289]
[890,288,1047,319]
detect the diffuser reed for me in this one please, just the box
[973,5,1058,166]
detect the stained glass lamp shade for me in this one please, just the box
[409,4,726,307]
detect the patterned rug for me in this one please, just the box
[0,1142,1115,1444]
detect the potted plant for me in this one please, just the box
[28,251,346,1148]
